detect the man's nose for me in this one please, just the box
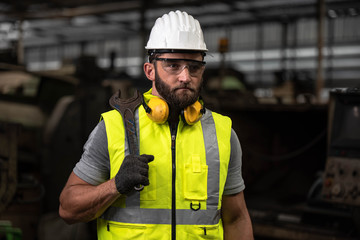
[178,66,191,82]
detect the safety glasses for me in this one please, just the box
[154,58,206,77]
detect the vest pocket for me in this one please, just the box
[183,155,208,201]
[185,225,220,239]
[107,222,146,240]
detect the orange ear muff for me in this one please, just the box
[145,97,169,124]
[143,97,204,125]
[182,100,204,125]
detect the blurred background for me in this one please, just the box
[0,0,360,239]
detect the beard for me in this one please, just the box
[154,69,202,111]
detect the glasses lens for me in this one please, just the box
[161,59,182,73]
[188,62,204,74]
[157,58,205,76]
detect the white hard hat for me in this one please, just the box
[145,10,208,53]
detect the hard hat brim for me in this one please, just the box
[146,49,207,54]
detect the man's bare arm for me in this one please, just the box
[222,191,254,240]
[59,171,120,224]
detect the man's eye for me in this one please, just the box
[167,63,180,69]
[189,64,202,71]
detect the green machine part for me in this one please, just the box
[0,221,22,240]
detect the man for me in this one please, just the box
[59,10,253,239]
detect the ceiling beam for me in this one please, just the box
[2,1,141,20]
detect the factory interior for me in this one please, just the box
[0,0,360,239]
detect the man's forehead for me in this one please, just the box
[160,52,203,60]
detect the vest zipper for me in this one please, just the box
[170,124,177,240]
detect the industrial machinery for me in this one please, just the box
[322,88,360,206]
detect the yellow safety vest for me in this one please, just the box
[98,90,232,240]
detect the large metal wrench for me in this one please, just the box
[109,89,144,191]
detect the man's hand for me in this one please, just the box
[115,154,154,195]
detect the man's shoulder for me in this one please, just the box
[204,108,231,122]
[101,109,122,122]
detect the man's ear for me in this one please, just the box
[144,62,155,81]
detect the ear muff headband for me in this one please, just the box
[143,97,204,125]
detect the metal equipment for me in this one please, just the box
[0,123,18,213]
[109,89,144,191]
[322,88,360,206]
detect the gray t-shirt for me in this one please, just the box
[74,120,245,195]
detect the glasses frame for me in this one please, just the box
[154,58,206,77]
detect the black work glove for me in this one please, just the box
[115,154,154,195]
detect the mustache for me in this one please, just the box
[173,84,195,92]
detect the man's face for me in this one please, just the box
[152,53,205,110]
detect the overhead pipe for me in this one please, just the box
[140,0,147,61]
[327,12,335,87]
[256,22,264,86]
[17,20,24,65]
[281,20,289,73]
[316,0,326,103]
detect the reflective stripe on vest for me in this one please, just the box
[102,207,221,225]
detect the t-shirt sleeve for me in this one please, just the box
[73,120,110,185]
[223,128,245,195]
